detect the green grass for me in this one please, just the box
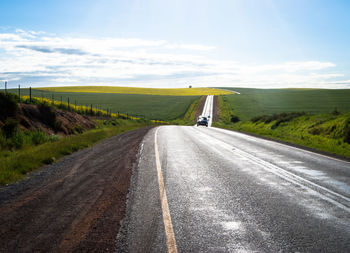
[0,119,151,186]
[216,95,232,123]
[219,88,350,121]
[214,88,350,158]
[0,128,60,151]
[171,96,205,125]
[36,86,232,96]
[8,89,199,121]
[214,112,350,158]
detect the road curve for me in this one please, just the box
[117,125,350,252]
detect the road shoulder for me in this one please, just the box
[0,126,153,252]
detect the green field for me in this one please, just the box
[37,86,232,96]
[214,87,350,158]
[220,88,350,121]
[9,89,199,121]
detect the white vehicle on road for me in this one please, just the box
[196,116,208,127]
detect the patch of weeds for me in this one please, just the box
[309,127,322,135]
[11,131,25,149]
[73,125,84,134]
[326,125,337,135]
[32,130,50,145]
[251,115,269,123]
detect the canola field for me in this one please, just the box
[36,86,232,96]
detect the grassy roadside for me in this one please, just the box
[171,96,204,125]
[216,95,232,123]
[214,97,350,158]
[0,119,152,186]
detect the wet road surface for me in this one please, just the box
[117,95,350,252]
[118,126,350,252]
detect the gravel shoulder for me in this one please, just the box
[0,126,152,253]
[212,95,219,122]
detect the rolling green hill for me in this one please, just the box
[219,88,350,121]
[8,89,199,121]
[214,88,350,158]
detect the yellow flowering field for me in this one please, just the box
[36,86,233,96]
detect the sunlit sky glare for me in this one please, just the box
[1,0,350,88]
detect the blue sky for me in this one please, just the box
[1,0,349,88]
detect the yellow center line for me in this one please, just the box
[154,127,178,253]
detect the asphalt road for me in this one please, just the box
[200,95,213,127]
[117,97,350,252]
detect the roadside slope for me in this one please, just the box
[0,127,152,252]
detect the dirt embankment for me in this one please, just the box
[212,95,219,122]
[0,126,152,252]
[18,104,97,135]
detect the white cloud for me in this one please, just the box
[327,79,350,85]
[0,29,348,88]
[165,43,216,51]
[0,33,24,41]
